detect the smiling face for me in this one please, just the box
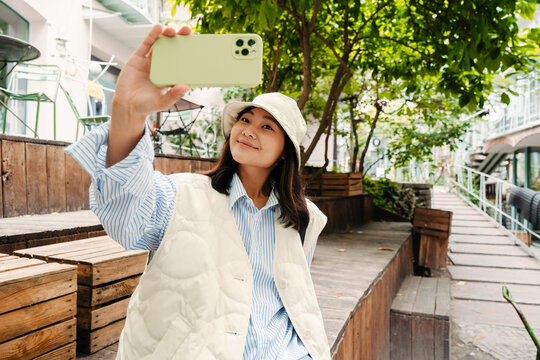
[229,107,286,171]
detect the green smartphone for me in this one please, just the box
[150,34,263,88]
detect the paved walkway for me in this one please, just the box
[433,189,540,359]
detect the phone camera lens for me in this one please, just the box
[241,48,249,56]
[236,39,244,47]
[248,39,256,46]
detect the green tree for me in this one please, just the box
[174,0,540,167]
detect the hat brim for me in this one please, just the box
[221,100,303,168]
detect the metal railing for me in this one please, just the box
[451,164,540,248]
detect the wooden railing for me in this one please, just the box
[0,134,217,218]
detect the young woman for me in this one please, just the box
[66,24,330,360]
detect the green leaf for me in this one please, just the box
[171,3,177,17]
[501,92,511,105]
[459,93,471,107]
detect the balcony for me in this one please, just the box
[96,0,159,25]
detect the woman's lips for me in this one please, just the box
[238,140,258,149]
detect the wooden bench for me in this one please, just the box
[390,276,450,360]
[14,237,148,354]
[0,253,77,359]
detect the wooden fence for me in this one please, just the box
[0,135,216,218]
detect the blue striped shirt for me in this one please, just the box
[64,121,317,359]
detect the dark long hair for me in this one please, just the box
[203,106,310,243]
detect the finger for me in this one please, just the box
[162,26,177,37]
[134,24,163,57]
[158,85,190,109]
[169,84,190,98]
[177,25,192,35]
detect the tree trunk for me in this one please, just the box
[358,101,382,175]
[301,63,352,166]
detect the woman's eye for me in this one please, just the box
[262,124,273,130]
[240,117,249,123]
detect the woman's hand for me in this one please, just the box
[106,24,191,167]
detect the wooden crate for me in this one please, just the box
[413,207,452,272]
[0,253,77,360]
[390,276,450,360]
[14,236,148,354]
[305,172,363,197]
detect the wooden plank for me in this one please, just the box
[25,143,48,215]
[452,219,499,228]
[78,250,148,286]
[27,233,89,249]
[77,318,126,354]
[449,243,528,257]
[0,317,76,360]
[33,342,76,360]
[452,281,540,305]
[0,263,76,314]
[451,227,505,236]
[0,255,20,261]
[451,299,540,327]
[2,140,27,217]
[46,145,66,213]
[448,253,540,270]
[0,258,45,273]
[390,313,412,360]
[45,242,124,262]
[411,316,434,360]
[449,234,514,245]
[78,274,141,307]
[338,320,354,359]
[434,317,449,360]
[0,293,76,343]
[64,154,84,211]
[82,170,91,209]
[451,214,489,221]
[448,265,540,285]
[413,212,452,226]
[370,280,385,358]
[14,236,111,258]
[413,219,450,232]
[355,293,373,359]
[412,277,437,316]
[391,276,421,315]
[434,278,450,319]
[77,297,130,330]
[153,157,168,175]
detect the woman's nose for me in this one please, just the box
[242,126,257,138]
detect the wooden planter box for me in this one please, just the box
[14,236,148,354]
[412,207,453,273]
[0,254,77,360]
[305,172,363,197]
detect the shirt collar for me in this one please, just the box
[229,172,279,210]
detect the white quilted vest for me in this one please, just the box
[116,173,331,360]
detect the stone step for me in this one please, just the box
[449,243,528,257]
[448,265,540,285]
[448,253,540,270]
[452,281,540,305]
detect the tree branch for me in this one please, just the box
[358,99,383,174]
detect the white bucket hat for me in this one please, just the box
[222,92,306,168]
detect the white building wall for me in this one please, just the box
[3,0,139,142]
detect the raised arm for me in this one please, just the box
[106,24,191,167]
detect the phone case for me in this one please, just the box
[150,34,263,88]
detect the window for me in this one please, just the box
[0,1,29,135]
[87,56,119,117]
